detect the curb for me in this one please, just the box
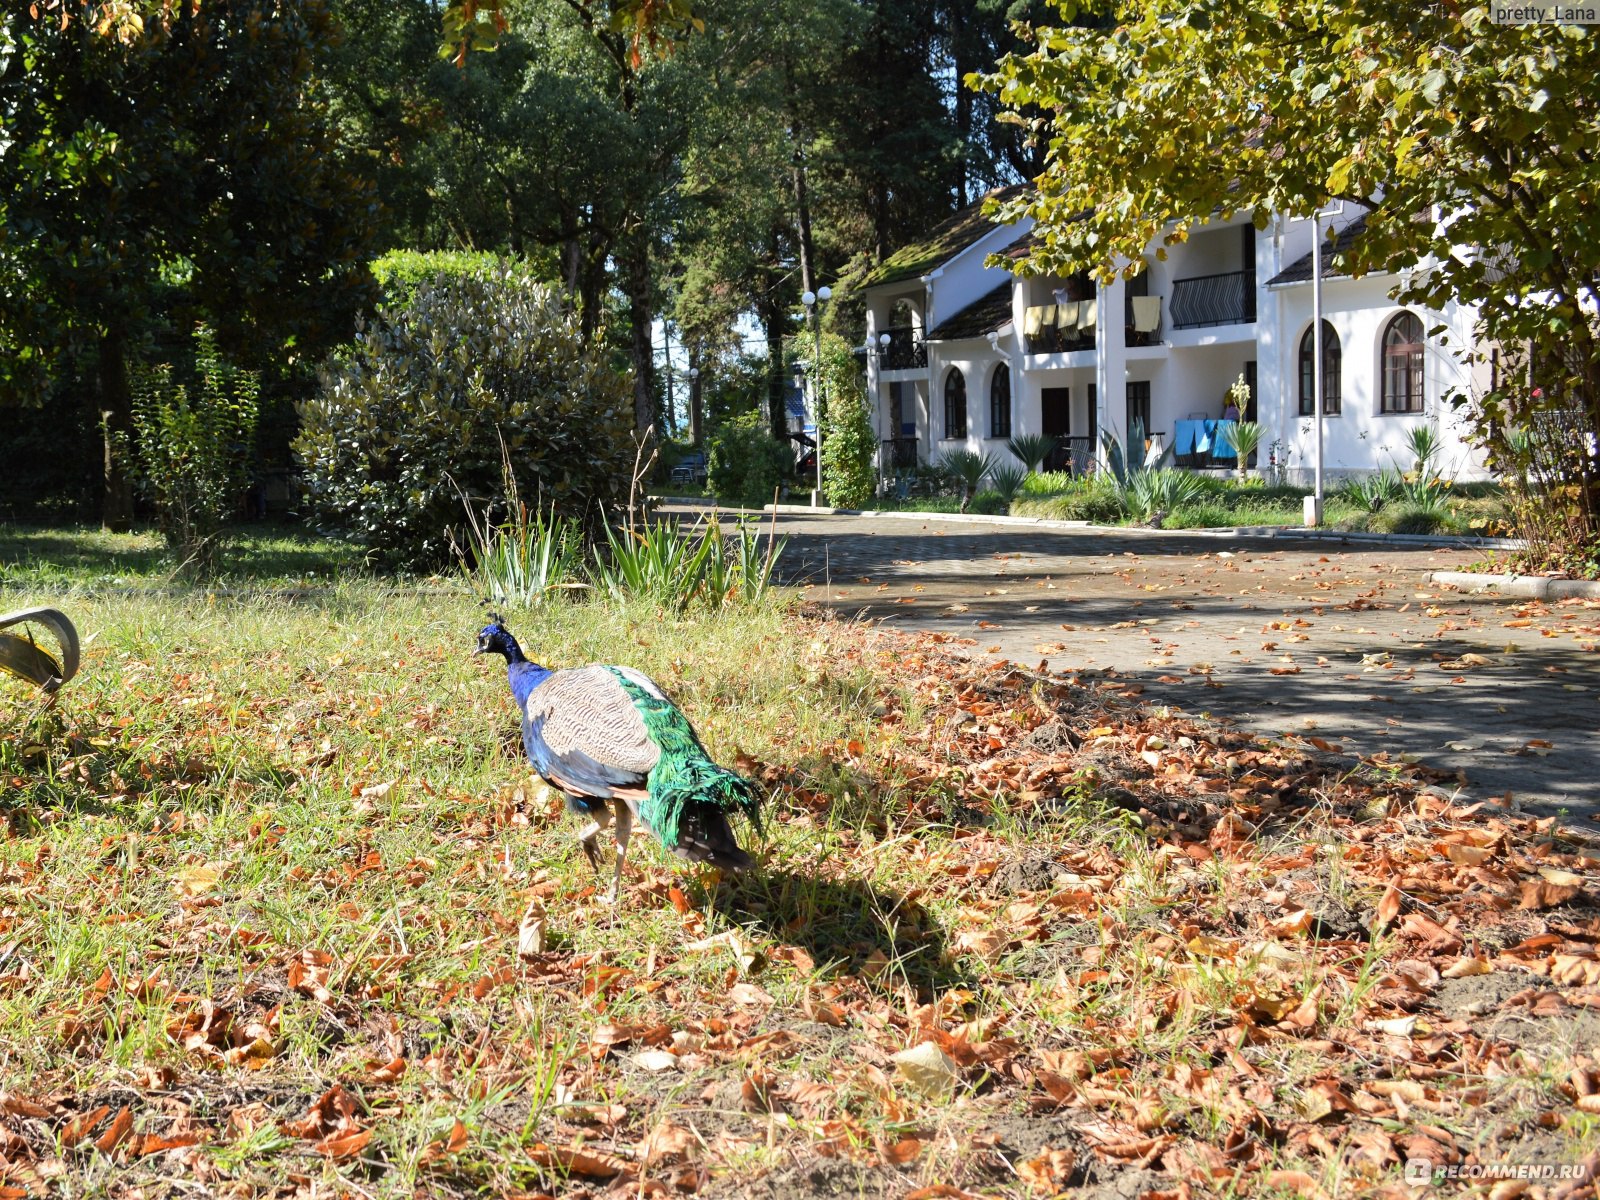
[1430,570,1600,600]
[742,503,1518,550]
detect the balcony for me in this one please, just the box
[1169,270,1256,329]
[1125,293,1163,347]
[1026,326,1096,356]
[878,326,927,371]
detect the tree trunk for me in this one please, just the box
[759,228,788,441]
[620,234,656,441]
[99,328,135,533]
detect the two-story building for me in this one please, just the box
[858,190,1488,487]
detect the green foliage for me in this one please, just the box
[968,490,1009,516]
[988,464,1029,504]
[939,449,997,511]
[131,327,260,576]
[596,517,786,610]
[1124,469,1210,525]
[1013,475,1127,523]
[1340,470,1405,514]
[371,250,517,309]
[708,412,792,508]
[460,493,586,608]
[817,333,876,509]
[296,260,632,568]
[1221,420,1264,465]
[1373,498,1452,535]
[1007,433,1056,474]
[1,2,377,523]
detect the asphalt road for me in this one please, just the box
[673,505,1600,828]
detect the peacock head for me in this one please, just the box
[474,611,525,663]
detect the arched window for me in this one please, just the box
[1298,320,1342,416]
[989,364,1011,438]
[944,368,967,439]
[1381,312,1425,414]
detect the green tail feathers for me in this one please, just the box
[605,668,761,850]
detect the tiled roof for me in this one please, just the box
[1267,215,1369,285]
[855,186,1029,290]
[926,283,1012,341]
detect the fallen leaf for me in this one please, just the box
[892,1042,959,1100]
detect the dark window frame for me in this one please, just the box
[943,367,968,439]
[988,364,1011,439]
[1381,311,1425,414]
[1298,320,1343,416]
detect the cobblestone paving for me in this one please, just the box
[670,504,1600,827]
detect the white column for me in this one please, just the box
[1096,275,1129,465]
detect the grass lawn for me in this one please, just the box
[1,526,1596,1198]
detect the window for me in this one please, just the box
[1381,312,1425,413]
[1126,380,1151,438]
[1298,321,1342,415]
[943,368,967,439]
[989,364,1011,438]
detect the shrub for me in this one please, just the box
[131,325,260,576]
[988,464,1029,504]
[708,411,792,508]
[371,249,516,309]
[1124,468,1209,523]
[1163,501,1234,529]
[1016,476,1126,522]
[296,260,633,568]
[1374,498,1451,535]
[1007,433,1056,474]
[968,490,1009,515]
[940,449,997,511]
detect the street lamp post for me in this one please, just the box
[801,285,831,507]
[687,365,701,447]
[1305,208,1327,527]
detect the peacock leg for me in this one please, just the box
[576,800,612,872]
[603,800,634,904]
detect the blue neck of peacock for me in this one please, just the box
[508,659,551,707]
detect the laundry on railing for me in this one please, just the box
[1024,305,1055,336]
[1131,296,1162,333]
[1055,301,1079,328]
[1077,298,1098,330]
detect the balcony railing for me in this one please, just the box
[878,326,927,370]
[881,437,919,470]
[1026,327,1096,356]
[1169,270,1256,329]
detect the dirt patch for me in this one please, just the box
[699,1154,898,1200]
[1431,971,1538,1019]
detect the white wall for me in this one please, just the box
[1265,275,1488,483]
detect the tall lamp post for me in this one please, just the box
[1306,206,1329,527]
[801,285,831,506]
[687,365,701,446]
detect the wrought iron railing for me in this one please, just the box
[1169,270,1256,329]
[881,437,919,470]
[878,326,927,370]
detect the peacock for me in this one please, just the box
[475,613,762,901]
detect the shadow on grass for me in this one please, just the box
[716,866,971,997]
[0,521,357,585]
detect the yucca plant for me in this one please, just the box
[462,502,586,606]
[732,519,787,605]
[1221,420,1264,477]
[988,463,1029,505]
[597,519,717,609]
[939,449,997,511]
[1340,470,1403,513]
[1006,433,1056,474]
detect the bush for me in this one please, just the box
[131,326,260,576]
[1014,477,1126,522]
[296,260,633,568]
[708,411,792,508]
[371,249,513,310]
[968,490,1009,515]
[1374,499,1451,535]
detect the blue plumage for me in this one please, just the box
[476,615,760,900]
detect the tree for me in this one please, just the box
[975,1,1600,550]
[0,1,378,529]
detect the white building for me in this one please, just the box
[859,191,1489,486]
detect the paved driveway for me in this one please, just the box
[674,505,1600,826]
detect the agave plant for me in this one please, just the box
[939,449,998,511]
[1006,433,1056,474]
[0,608,79,695]
[1340,469,1403,513]
[1124,468,1209,524]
